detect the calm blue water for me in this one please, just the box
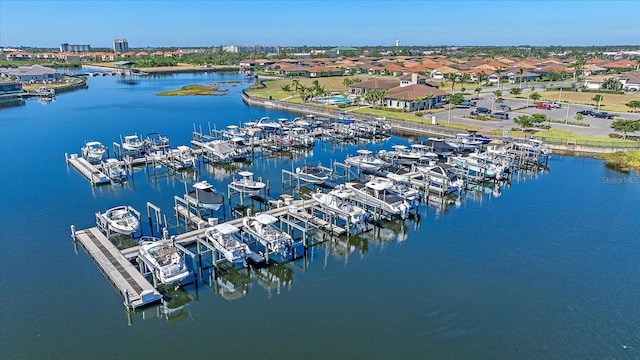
[1,73,639,359]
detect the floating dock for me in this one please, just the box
[72,226,162,309]
[66,154,111,185]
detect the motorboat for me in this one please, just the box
[204,223,250,267]
[242,213,293,258]
[511,138,553,158]
[138,237,190,285]
[466,131,492,145]
[311,185,370,225]
[383,173,423,208]
[82,141,107,163]
[122,134,144,152]
[144,132,170,153]
[345,179,410,219]
[378,145,423,165]
[252,116,282,132]
[452,153,508,180]
[445,133,483,150]
[344,149,386,171]
[184,180,224,211]
[167,145,197,169]
[415,162,465,193]
[295,163,330,184]
[102,158,127,183]
[99,205,140,236]
[230,171,266,194]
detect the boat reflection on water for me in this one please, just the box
[136,287,195,324]
[209,266,251,301]
[252,263,293,298]
[203,162,242,181]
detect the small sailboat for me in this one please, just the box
[205,223,250,267]
[138,237,190,285]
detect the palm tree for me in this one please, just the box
[495,67,504,90]
[474,87,482,100]
[291,79,300,93]
[449,73,458,94]
[518,68,524,89]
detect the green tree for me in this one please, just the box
[449,93,464,105]
[281,84,291,93]
[625,100,640,112]
[593,94,603,110]
[602,77,622,90]
[514,114,546,130]
[530,92,541,102]
[474,87,482,99]
[510,87,522,96]
[518,68,524,89]
[610,119,640,139]
[575,113,584,121]
[493,89,502,98]
[449,73,458,94]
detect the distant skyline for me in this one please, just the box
[1,0,639,48]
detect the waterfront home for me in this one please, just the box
[0,65,60,83]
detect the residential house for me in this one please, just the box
[619,72,640,91]
[307,66,342,78]
[385,84,449,111]
[399,73,427,87]
[1,65,60,83]
[348,78,398,96]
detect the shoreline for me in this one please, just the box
[241,90,639,156]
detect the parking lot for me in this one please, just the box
[433,92,640,137]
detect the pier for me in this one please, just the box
[65,153,111,185]
[71,226,162,309]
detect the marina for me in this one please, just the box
[3,72,639,360]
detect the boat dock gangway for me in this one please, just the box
[65,153,111,186]
[71,226,162,309]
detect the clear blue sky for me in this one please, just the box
[1,0,639,48]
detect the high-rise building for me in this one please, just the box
[60,43,91,53]
[113,38,129,53]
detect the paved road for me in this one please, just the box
[430,92,640,138]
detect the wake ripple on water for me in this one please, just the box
[416,309,483,340]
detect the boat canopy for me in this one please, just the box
[254,213,278,225]
[213,223,240,235]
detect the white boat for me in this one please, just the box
[144,132,170,153]
[415,162,464,193]
[378,145,423,165]
[512,138,553,158]
[252,116,282,132]
[230,171,266,194]
[167,145,197,169]
[102,158,127,182]
[383,173,423,208]
[344,149,386,171]
[184,181,224,211]
[99,205,140,236]
[138,237,190,285]
[82,141,107,163]
[452,153,508,180]
[311,185,370,225]
[295,164,330,184]
[242,213,293,258]
[345,179,410,219]
[205,223,250,267]
[445,133,483,150]
[122,134,144,152]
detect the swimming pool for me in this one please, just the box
[313,95,353,105]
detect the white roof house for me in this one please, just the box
[2,65,60,83]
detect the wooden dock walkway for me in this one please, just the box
[73,226,162,309]
[66,155,111,185]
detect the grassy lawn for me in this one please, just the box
[487,127,639,147]
[533,91,640,113]
[156,84,227,96]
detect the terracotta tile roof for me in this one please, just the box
[386,84,449,100]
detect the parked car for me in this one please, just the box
[498,104,511,111]
[545,102,562,109]
[491,112,510,120]
[457,100,477,108]
[536,103,551,110]
[477,107,491,114]
[594,112,614,119]
[576,110,596,116]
